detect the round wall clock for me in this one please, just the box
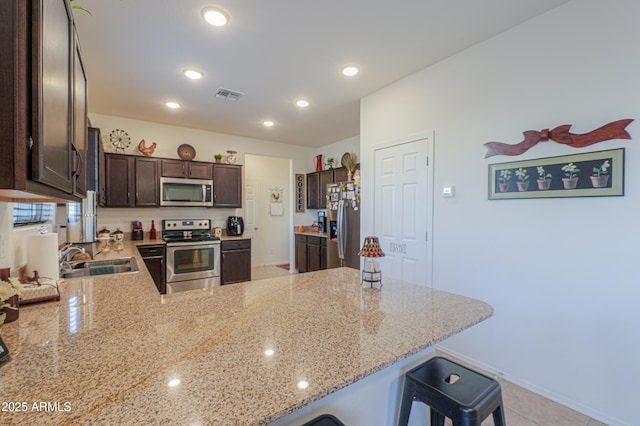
[109,129,131,153]
[177,144,196,160]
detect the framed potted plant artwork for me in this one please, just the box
[488,148,624,199]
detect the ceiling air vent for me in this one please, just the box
[215,87,244,101]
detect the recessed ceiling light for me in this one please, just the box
[297,380,309,390]
[165,101,181,109]
[184,69,203,80]
[341,66,359,77]
[263,121,275,127]
[296,99,310,108]
[168,378,181,387]
[202,7,229,27]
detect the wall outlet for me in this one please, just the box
[0,234,6,259]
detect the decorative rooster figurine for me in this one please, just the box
[137,139,157,156]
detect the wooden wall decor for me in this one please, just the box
[295,174,305,212]
[484,119,633,158]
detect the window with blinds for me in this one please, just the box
[13,202,55,227]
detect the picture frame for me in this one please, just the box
[488,148,624,200]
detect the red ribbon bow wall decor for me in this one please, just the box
[483,119,634,158]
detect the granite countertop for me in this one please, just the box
[294,229,329,238]
[0,241,493,425]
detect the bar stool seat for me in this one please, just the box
[301,414,346,426]
[398,356,505,426]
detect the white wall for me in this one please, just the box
[360,1,639,424]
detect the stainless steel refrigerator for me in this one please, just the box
[326,182,361,270]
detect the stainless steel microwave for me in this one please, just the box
[160,177,213,207]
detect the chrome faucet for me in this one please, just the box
[58,244,85,263]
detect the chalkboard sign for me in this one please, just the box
[0,336,10,367]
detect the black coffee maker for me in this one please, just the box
[317,211,327,233]
[227,216,244,236]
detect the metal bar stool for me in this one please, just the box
[398,356,506,426]
[302,414,346,426]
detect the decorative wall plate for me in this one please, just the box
[109,129,131,153]
[341,152,351,168]
[177,144,196,160]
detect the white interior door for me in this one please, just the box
[244,179,258,266]
[373,136,431,285]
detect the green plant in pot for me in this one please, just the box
[325,158,335,169]
[515,167,530,192]
[498,169,512,192]
[561,162,580,189]
[591,159,610,188]
[536,166,552,190]
[214,154,223,163]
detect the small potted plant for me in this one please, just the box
[515,167,530,192]
[325,158,335,169]
[0,277,23,325]
[561,162,580,189]
[214,153,222,163]
[498,169,512,192]
[591,159,610,188]
[536,166,552,190]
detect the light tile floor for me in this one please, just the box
[251,265,294,281]
[250,266,608,426]
[437,352,608,426]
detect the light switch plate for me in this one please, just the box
[442,186,455,197]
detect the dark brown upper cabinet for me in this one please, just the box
[0,0,88,202]
[306,169,334,209]
[213,164,242,208]
[104,153,159,207]
[161,159,212,180]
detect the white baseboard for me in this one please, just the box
[436,345,626,426]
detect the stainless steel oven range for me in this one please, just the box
[162,219,220,293]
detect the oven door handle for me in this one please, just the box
[166,241,220,248]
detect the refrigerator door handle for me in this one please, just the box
[337,199,346,262]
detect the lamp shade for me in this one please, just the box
[358,236,385,258]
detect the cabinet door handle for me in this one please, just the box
[72,144,83,179]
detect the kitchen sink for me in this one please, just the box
[60,257,140,279]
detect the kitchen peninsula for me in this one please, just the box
[0,241,493,425]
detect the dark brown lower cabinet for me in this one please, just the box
[221,239,251,284]
[137,245,166,294]
[295,234,307,273]
[295,234,327,272]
